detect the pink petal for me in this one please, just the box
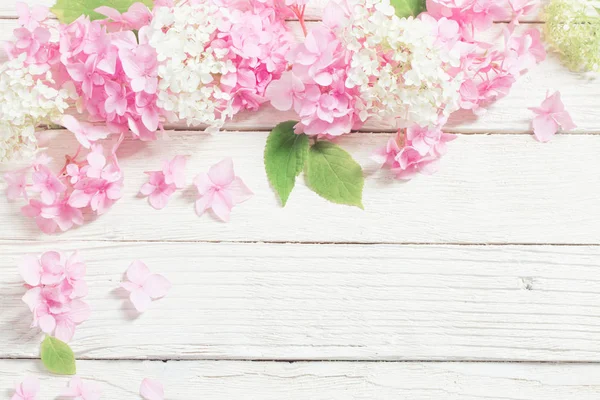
[70,299,91,324]
[126,260,151,285]
[211,191,233,222]
[208,158,236,187]
[193,173,213,195]
[94,6,123,21]
[140,182,157,196]
[148,191,171,210]
[140,378,164,400]
[55,319,75,342]
[120,281,139,292]
[532,115,559,142]
[143,274,171,299]
[68,190,92,209]
[553,111,577,131]
[19,255,41,286]
[228,177,253,205]
[130,288,152,312]
[20,376,40,397]
[38,314,56,333]
[22,287,42,311]
[195,191,214,217]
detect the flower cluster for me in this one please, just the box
[147,0,292,131]
[59,10,162,141]
[267,0,464,138]
[0,56,70,162]
[374,0,545,178]
[544,0,600,72]
[19,250,90,342]
[5,142,123,234]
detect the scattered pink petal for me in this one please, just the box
[62,377,102,400]
[529,91,576,142]
[4,170,29,201]
[162,155,187,189]
[11,376,39,400]
[139,171,176,210]
[140,378,164,400]
[193,158,253,222]
[120,260,171,312]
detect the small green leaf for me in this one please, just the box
[305,141,364,209]
[390,0,426,17]
[264,121,309,206]
[51,0,153,24]
[40,336,76,375]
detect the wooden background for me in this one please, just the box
[2,1,600,398]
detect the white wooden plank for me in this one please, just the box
[0,0,547,21]
[2,241,600,361]
[1,131,600,244]
[2,20,593,134]
[2,359,600,400]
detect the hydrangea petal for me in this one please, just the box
[140,378,164,400]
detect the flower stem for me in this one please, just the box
[291,5,308,37]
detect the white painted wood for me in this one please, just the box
[1,20,597,134]
[3,241,600,361]
[1,131,600,244]
[2,359,600,400]
[0,0,548,21]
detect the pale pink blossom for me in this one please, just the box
[21,198,84,234]
[162,155,187,189]
[194,158,253,222]
[31,165,65,205]
[19,251,90,342]
[140,378,164,400]
[119,44,158,94]
[529,91,576,142]
[120,260,171,312]
[62,377,102,400]
[11,376,39,400]
[61,115,113,149]
[4,170,29,201]
[16,2,48,30]
[139,172,176,210]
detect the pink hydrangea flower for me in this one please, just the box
[62,377,102,400]
[193,158,253,222]
[140,378,164,400]
[11,376,39,400]
[529,91,576,142]
[4,170,29,201]
[374,125,456,180]
[120,260,171,312]
[139,172,176,210]
[139,155,187,210]
[19,251,90,342]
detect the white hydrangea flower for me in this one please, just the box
[147,1,236,131]
[0,55,69,162]
[339,0,463,128]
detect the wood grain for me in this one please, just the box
[2,359,600,400]
[2,131,599,244]
[0,0,548,21]
[2,241,600,361]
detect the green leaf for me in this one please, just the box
[264,121,309,206]
[40,336,76,375]
[390,0,426,18]
[305,141,364,209]
[51,0,153,24]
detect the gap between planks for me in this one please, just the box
[2,357,600,364]
[2,238,600,246]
